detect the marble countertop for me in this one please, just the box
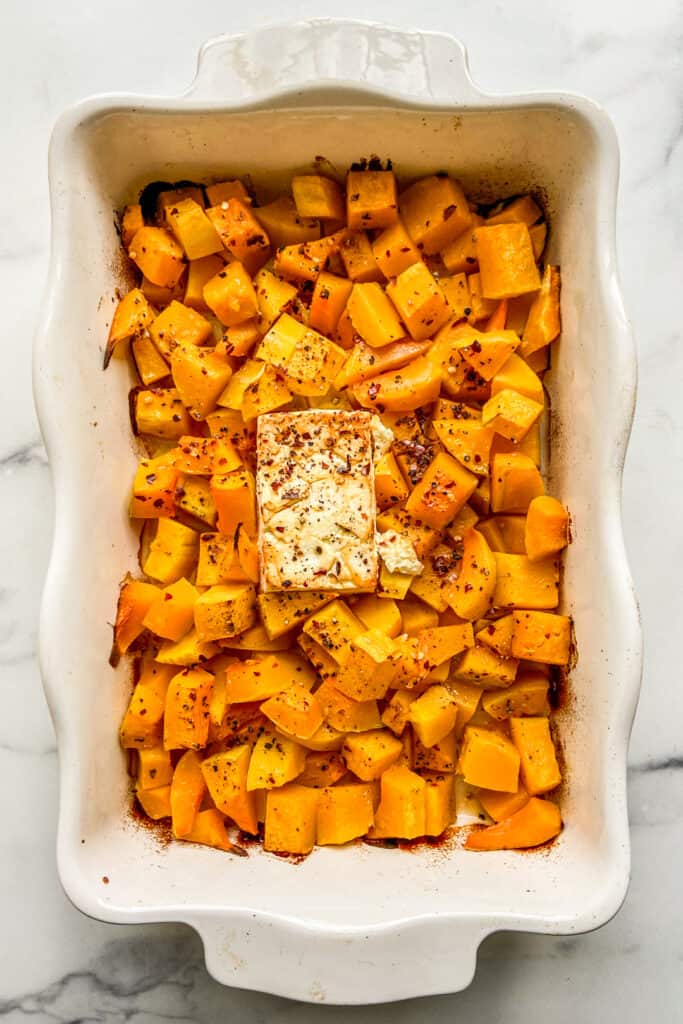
[2,0,680,1018]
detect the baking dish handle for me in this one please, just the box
[188,19,483,106]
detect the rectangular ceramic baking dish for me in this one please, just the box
[34,19,642,1004]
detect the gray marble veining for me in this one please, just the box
[1,0,680,1017]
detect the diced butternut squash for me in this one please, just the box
[458,725,520,792]
[203,261,259,326]
[482,388,543,442]
[136,784,172,819]
[381,690,417,735]
[400,175,471,253]
[478,515,528,554]
[316,784,375,845]
[134,388,193,440]
[253,195,319,248]
[510,717,562,795]
[149,300,213,358]
[520,265,561,358]
[130,458,178,519]
[156,628,218,667]
[302,599,365,667]
[223,652,309,703]
[121,204,144,247]
[180,808,240,853]
[163,667,214,750]
[372,764,427,839]
[297,751,348,788]
[342,729,403,781]
[346,170,398,230]
[309,272,353,335]
[194,583,256,641]
[352,594,403,638]
[261,683,324,741]
[482,672,550,720]
[143,518,199,584]
[491,352,544,405]
[431,417,494,477]
[108,288,154,356]
[465,796,561,850]
[493,553,560,610]
[170,749,206,837]
[206,199,270,274]
[416,623,475,665]
[454,327,520,381]
[264,784,319,854]
[131,335,170,386]
[316,679,382,733]
[476,784,530,822]
[452,644,519,689]
[441,214,484,274]
[170,343,233,420]
[407,685,459,747]
[413,729,458,772]
[446,680,483,733]
[347,282,404,347]
[211,468,257,536]
[371,217,421,278]
[405,451,478,529]
[129,226,185,288]
[247,730,306,791]
[448,528,497,620]
[423,772,456,835]
[258,590,333,640]
[142,577,198,640]
[476,613,514,657]
[339,231,382,282]
[491,452,545,514]
[166,198,224,259]
[511,610,571,665]
[183,254,228,311]
[475,223,541,299]
[385,261,451,341]
[201,744,258,833]
[114,579,161,654]
[333,629,400,701]
[525,496,569,561]
[119,661,174,749]
[399,599,439,636]
[293,174,345,220]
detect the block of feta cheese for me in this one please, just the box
[257,410,379,592]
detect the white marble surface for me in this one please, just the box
[1,0,681,1017]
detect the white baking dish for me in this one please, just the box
[34,19,642,1004]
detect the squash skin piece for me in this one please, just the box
[201,744,258,833]
[511,611,571,665]
[342,729,403,781]
[448,528,497,620]
[475,223,541,299]
[372,764,427,839]
[491,453,545,514]
[129,226,185,288]
[525,495,569,561]
[247,731,306,791]
[114,579,161,654]
[316,784,375,845]
[520,265,561,358]
[459,725,520,792]
[465,796,561,850]
[264,783,319,854]
[164,667,214,751]
[399,175,472,254]
[170,750,206,837]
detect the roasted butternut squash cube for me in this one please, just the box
[346,170,398,230]
[163,667,214,750]
[399,175,471,254]
[492,352,544,405]
[453,327,520,381]
[196,532,243,586]
[194,583,256,641]
[180,808,237,852]
[386,261,451,341]
[431,418,493,478]
[224,651,314,702]
[371,217,421,278]
[248,731,307,791]
[170,343,233,420]
[166,197,224,259]
[339,231,383,282]
[149,300,213,359]
[274,241,326,282]
[448,527,497,620]
[142,577,198,640]
[476,784,530,823]
[439,272,472,321]
[511,610,571,664]
[201,744,258,833]
[447,680,484,734]
[353,355,442,412]
[465,796,561,850]
[490,452,545,513]
[413,729,458,772]
[417,623,475,666]
[253,267,297,329]
[134,388,193,439]
[136,784,172,820]
[316,678,382,733]
[510,716,561,795]
[525,495,569,561]
[378,565,417,600]
[206,179,250,206]
[373,450,409,510]
[302,599,365,667]
[121,204,144,247]
[407,685,459,747]
[240,364,292,422]
[482,672,550,720]
[258,590,333,640]
[408,543,458,613]
[482,388,544,442]
[405,451,478,529]
[347,283,405,347]
[352,594,402,638]
[143,518,199,584]
[297,751,347,788]
[128,226,185,288]
[293,174,345,220]
[170,749,206,836]
[452,644,519,688]
[261,682,324,741]
[466,272,498,323]
[493,553,560,610]
[130,458,178,519]
[183,254,228,311]
[285,332,347,398]
[131,335,170,386]
[399,598,439,636]
[475,223,541,299]
[264,783,319,854]
[253,195,320,248]
[157,186,204,221]
[308,272,353,335]
[478,514,529,555]
[119,661,174,748]
[155,628,218,666]
[423,771,456,835]
[333,629,400,701]
[316,784,375,845]
[342,729,403,781]
[476,613,514,657]
[114,579,161,654]
[381,690,417,736]
[459,725,520,792]
[203,262,259,326]
[441,214,484,274]
[206,199,270,274]
[108,288,154,352]
[372,764,426,838]
[210,468,257,536]
[141,273,186,308]
[520,265,561,359]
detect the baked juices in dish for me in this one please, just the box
[108,165,568,856]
